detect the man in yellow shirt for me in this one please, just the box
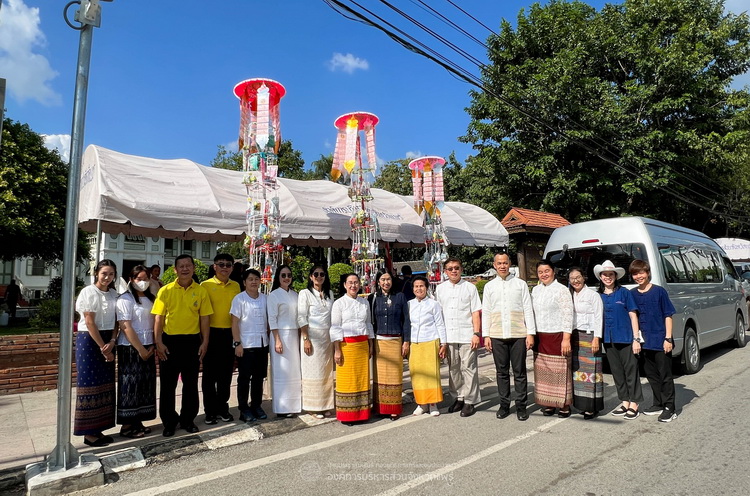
[201,254,241,424]
[153,254,213,437]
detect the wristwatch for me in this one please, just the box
[232,341,242,348]
[664,337,674,344]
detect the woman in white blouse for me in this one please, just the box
[267,265,301,417]
[568,267,604,419]
[297,265,335,418]
[531,260,574,417]
[116,265,157,438]
[74,259,119,447]
[408,276,447,417]
[330,273,374,425]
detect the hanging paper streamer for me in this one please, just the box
[408,156,450,290]
[331,112,383,295]
[234,78,286,293]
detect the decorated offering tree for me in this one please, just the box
[330,111,383,295]
[234,78,286,292]
[409,156,449,289]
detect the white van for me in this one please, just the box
[544,216,747,374]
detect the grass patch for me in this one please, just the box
[0,320,59,336]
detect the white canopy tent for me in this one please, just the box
[715,238,750,262]
[78,145,508,248]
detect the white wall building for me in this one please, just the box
[1,234,220,303]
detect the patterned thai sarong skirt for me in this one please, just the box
[373,336,403,415]
[116,344,157,424]
[74,330,116,436]
[571,330,604,413]
[409,338,443,405]
[533,332,573,409]
[301,326,335,412]
[335,335,371,422]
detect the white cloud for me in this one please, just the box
[223,140,239,152]
[42,134,71,163]
[324,139,332,149]
[327,52,369,74]
[405,150,422,159]
[0,0,61,105]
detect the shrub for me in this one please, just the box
[290,255,313,293]
[29,299,62,328]
[475,279,489,300]
[328,263,353,297]
[44,276,85,300]
[161,258,209,284]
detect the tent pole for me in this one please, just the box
[384,242,392,273]
[95,219,102,265]
[327,247,332,267]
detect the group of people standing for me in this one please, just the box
[72,250,677,447]
[482,252,677,424]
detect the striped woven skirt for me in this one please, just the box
[571,330,604,413]
[74,330,116,436]
[373,337,403,415]
[533,332,573,409]
[335,336,371,422]
[116,344,157,424]
[409,339,443,405]
[301,326,335,412]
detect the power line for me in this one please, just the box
[322,0,750,224]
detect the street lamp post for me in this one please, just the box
[48,0,112,471]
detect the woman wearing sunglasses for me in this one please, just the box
[297,265,335,419]
[267,265,302,418]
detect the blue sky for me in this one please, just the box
[2,0,748,168]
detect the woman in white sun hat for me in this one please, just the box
[594,260,643,420]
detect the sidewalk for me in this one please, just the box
[0,349,519,491]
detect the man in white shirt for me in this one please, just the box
[435,257,482,417]
[482,253,536,421]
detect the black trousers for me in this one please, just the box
[604,342,643,403]
[237,345,269,411]
[201,327,235,417]
[642,349,675,410]
[159,333,201,427]
[490,337,528,409]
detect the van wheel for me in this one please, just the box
[735,313,747,348]
[681,328,700,374]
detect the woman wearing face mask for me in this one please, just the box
[267,265,301,418]
[74,259,119,447]
[115,265,157,438]
[531,260,575,418]
[369,269,410,420]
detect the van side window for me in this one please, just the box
[682,248,722,283]
[720,255,737,281]
[659,246,690,283]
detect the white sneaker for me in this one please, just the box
[429,404,440,416]
[412,405,425,416]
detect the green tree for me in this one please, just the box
[210,139,307,179]
[373,159,412,195]
[0,118,89,261]
[328,262,353,297]
[308,153,335,181]
[463,0,750,234]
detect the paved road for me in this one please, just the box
[73,342,750,496]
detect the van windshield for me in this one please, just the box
[546,243,648,285]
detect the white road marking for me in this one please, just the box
[123,414,429,496]
[376,417,568,495]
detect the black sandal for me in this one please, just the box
[558,409,571,418]
[119,427,145,439]
[542,407,556,416]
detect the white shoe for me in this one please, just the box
[429,404,440,416]
[412,405,425,416]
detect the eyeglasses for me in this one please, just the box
[445,266,461,272]
[280,273,292,279]
[215,262,233,268]
[312,272,326,277]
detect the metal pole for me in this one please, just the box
[96,219,102,265]
[48,20,95,471]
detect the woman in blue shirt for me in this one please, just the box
[595,260,642,419]
[369,269,411,420]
